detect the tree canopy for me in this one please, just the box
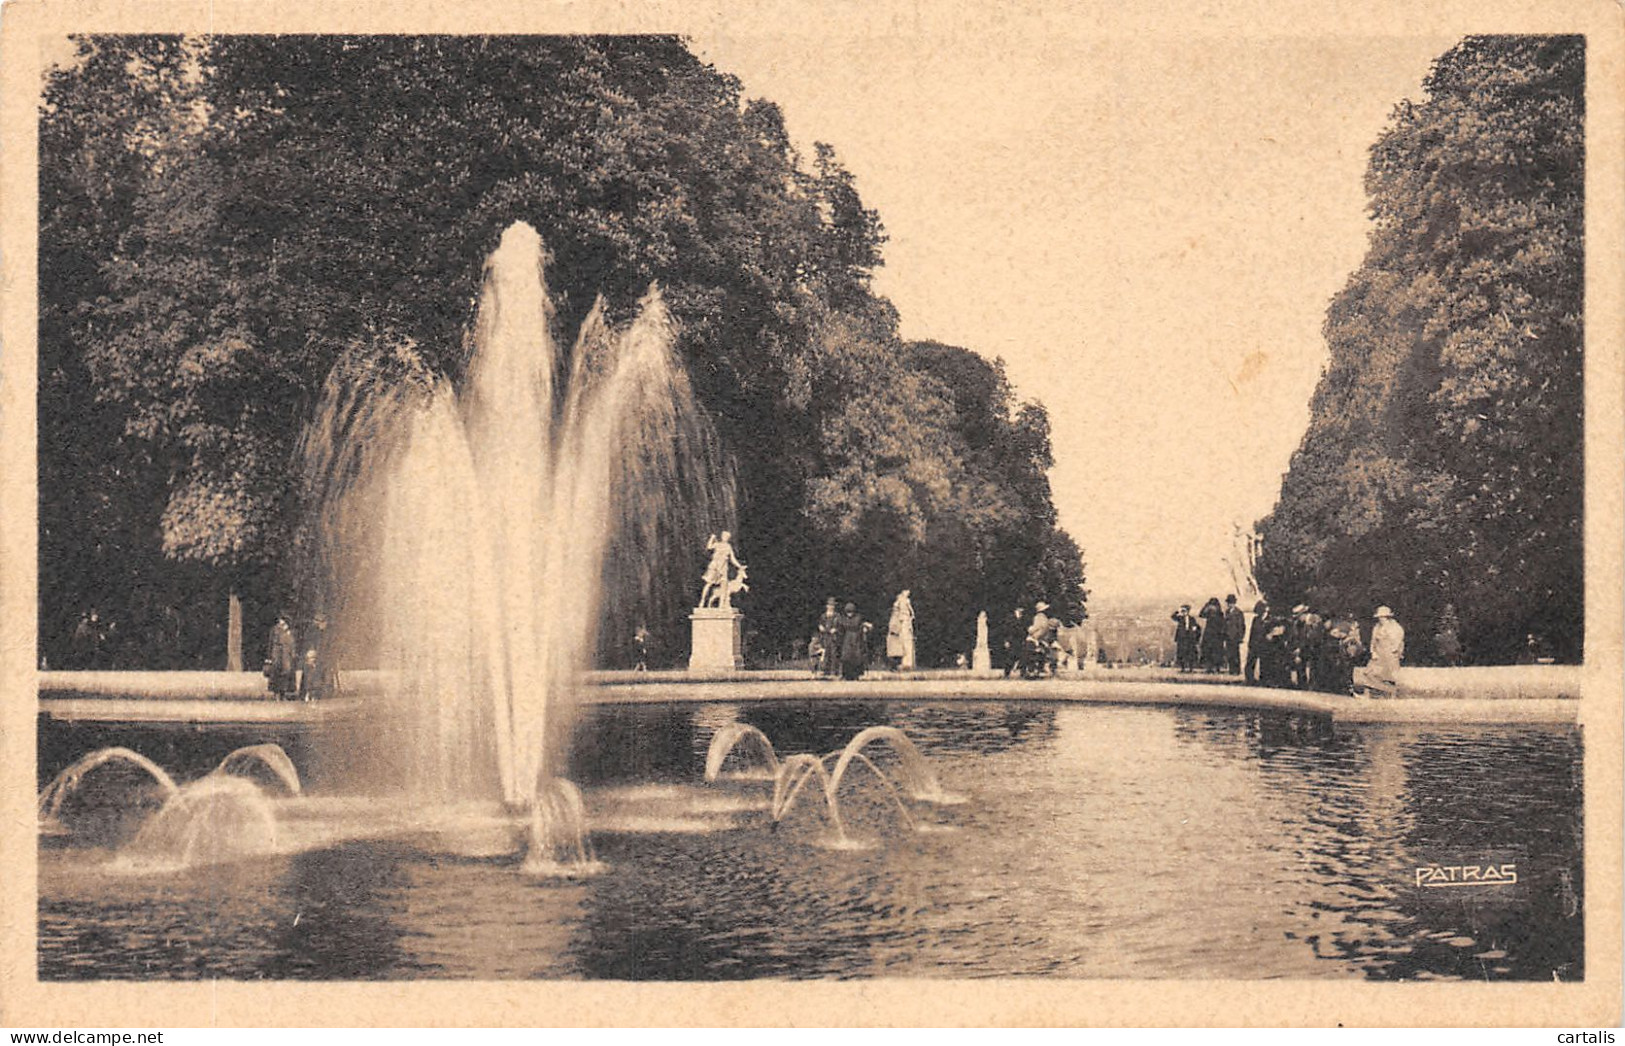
[1255,35,1583,663]
[39,33,1085,668]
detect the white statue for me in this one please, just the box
[886,589,916,670]
[700,531,746,609]
[973,610,992,673]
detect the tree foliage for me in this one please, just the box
[1255,36,1583,663]
[39,34,1084,667]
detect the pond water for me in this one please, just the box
[37,700,1583,980]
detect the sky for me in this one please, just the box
[693,29,1457,605]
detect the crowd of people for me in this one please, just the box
[808,589,1079,680]
[1170,595,1248,674]
[809,592,918,680]
[995,600,1070,679]
[1173,597,1407,696]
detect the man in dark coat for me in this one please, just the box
[1290,605,1326,689]
[265,611,299,700]
[1244,599,1271,684]
[1171,605,1200,672]
[1257,618,1294,687]
[1320,614,1364,694]
[816,598,840,678]
[1197,597,1226,673]
[1223,595,1246,674]
[1001,606,1027,677]
[297,613,340,701]
[836,602,871,680]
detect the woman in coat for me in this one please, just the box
[1354,606,1405,696]
[837,602,871,681]
[1197,597,1226,673]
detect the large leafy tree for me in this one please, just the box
[1256,35,1583,662]
[40,34,1085,667]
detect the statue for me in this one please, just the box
[973,610,992,673]
[699,531,746,609]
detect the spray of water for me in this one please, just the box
[117,775,280,872]
[300,222,732,842]
[37,747,179,833]
[704,724,782,781]
[215,744,304,797]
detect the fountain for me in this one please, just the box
[37,743,305,866]
[37,746,178,837]
[117,774,280,872]
[215,743,303,796]
[704,723,781,781]
[707,723,954,844]
[298,221,730,866]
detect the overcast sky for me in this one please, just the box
[694,30,1456,605]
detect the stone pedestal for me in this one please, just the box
[689,607,744,671]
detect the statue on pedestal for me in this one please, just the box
[691,532,747,671]
[699,531,747,610]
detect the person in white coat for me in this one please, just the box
[1354,605,1405,697]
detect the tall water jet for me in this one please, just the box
[302,222,732,848]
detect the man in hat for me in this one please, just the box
[1171,604,1200,672]
[816,597,840,678]
[1244,599,1271,684]
[1354,605,1405,697]
[264,610,299,700]
[1289,604,1325,690]
[1222,594,1246,674]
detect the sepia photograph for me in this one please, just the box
[1,0,1620,1029]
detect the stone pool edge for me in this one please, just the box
[37,668,1583,727]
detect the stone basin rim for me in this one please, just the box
[37,667,1583,726]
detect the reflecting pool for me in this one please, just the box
[38,700,1583,980]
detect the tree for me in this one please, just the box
[1256,35,1583,663]
[39,34,1084,669]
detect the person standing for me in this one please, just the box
[1434,604,1463,666]
[1222,595,1246,674]
[1289,604,1325,689]
[296,612,339,701]
[265,611,299,700]
[1001,606,1027,677]
[886,589,917,671]
[632,624,650,672]
[1171,605,1200,672]
[1321,613,1365,694]
[70,608,107,669]
[836,602,871,681]
[1244,599,1270,684]
[1354,605,1405,697]
[1258,618,1294,687]
[816,597,840,678]
[1197,597,1225,673]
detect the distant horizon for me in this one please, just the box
[695,30,1458,602]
